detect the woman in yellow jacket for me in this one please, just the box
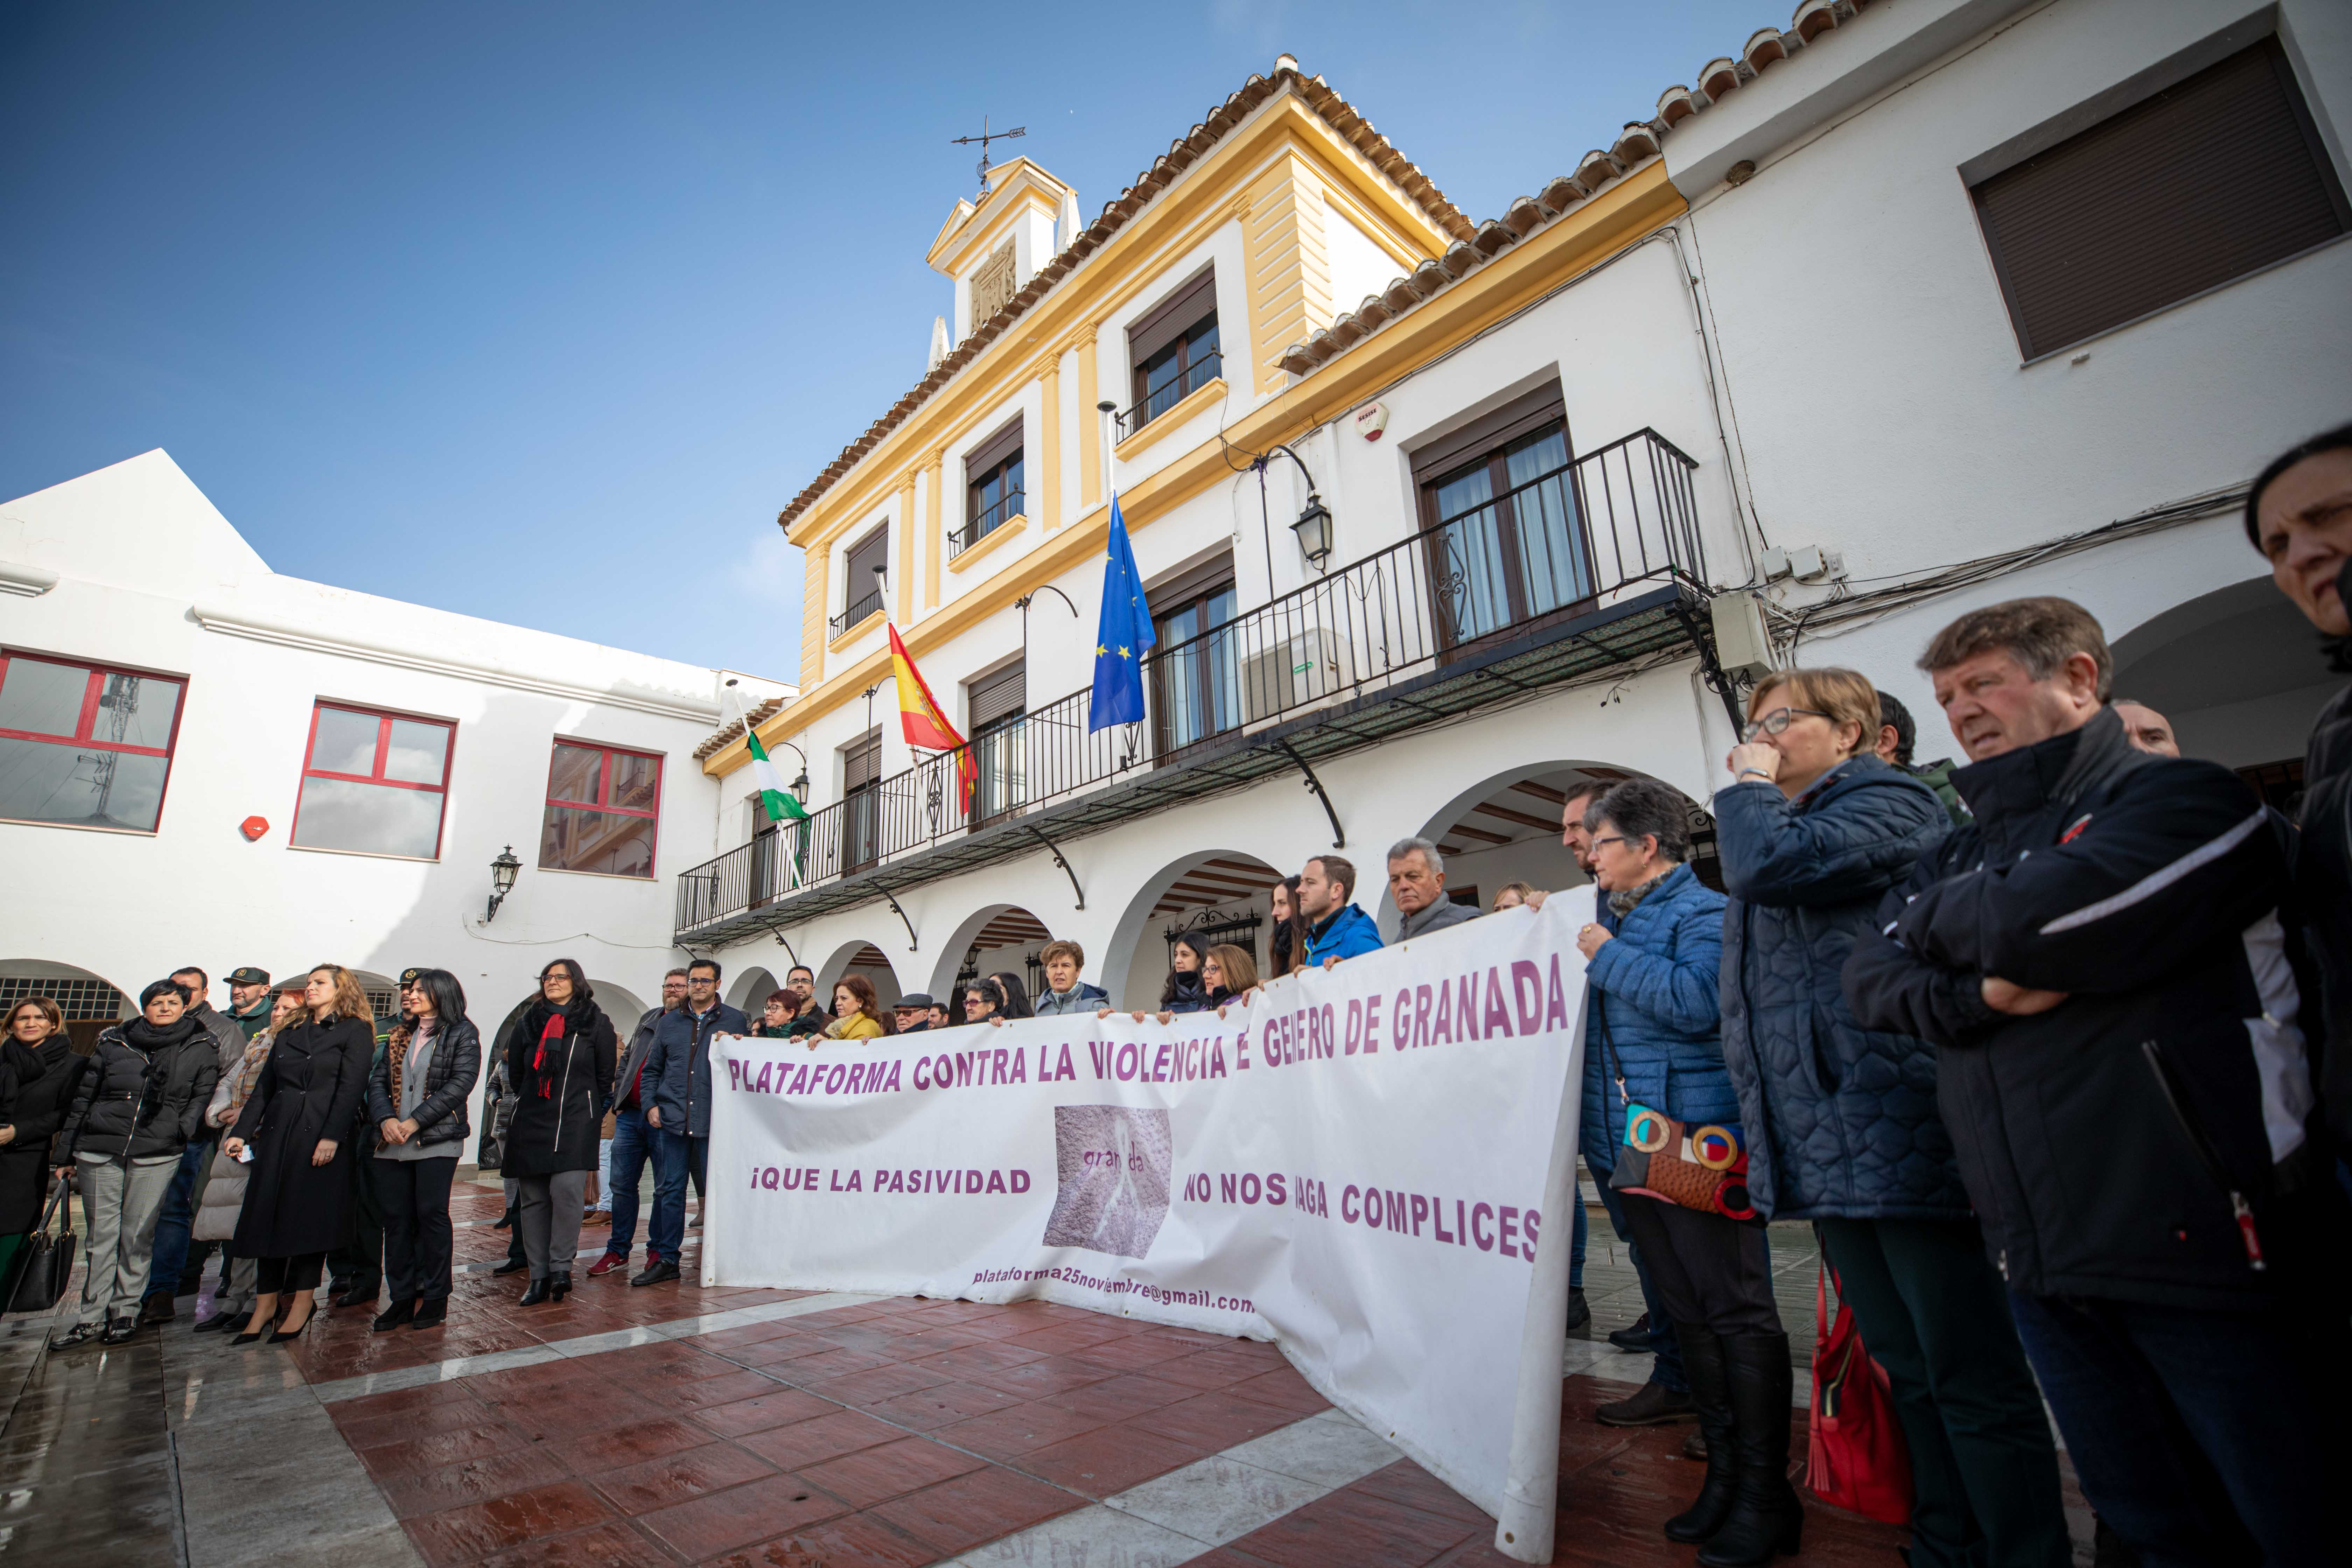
[825,975,893,1040]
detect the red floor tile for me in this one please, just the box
[868,1465,1085,1556]
[638,1471,850,1560]
[472,1518,667,1568]
[553,1415,719,1475]
[1014,1423,1206,1498]
[1132,1390,1296,1451]
[589,1439,778,1514]
[1222,1366,1330,1417]
[805,1360,958,1407]
[403,1479,618,1567]
[1054,1370,1202,1422]
[381,1447,576,1521]
[860,1379,1024,1430]
[956,1353,1119,1401]
[696,1511,939,1568]
[795,1435,987,1508]
[358,1422,523,1479]
[661,1368,793,1410]
[931,1400,1111,1461]
[1217,1487,1482,1568]
[688,1386,839,1439]
[733,1409,907,1472]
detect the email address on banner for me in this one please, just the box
[971,1266,1255,1316]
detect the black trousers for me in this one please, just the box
[371,1157,457,1304]
[329,1127,384,1289]
[254,1251,326,1293]
[1616,1191,1781,1336]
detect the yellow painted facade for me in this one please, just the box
[714,88,1688,781]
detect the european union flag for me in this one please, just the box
[1088,491,1155,731]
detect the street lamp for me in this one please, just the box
[1290,492,1334,567]
[486,845,521,923]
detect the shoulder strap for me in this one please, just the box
[1591,990,1629,1098]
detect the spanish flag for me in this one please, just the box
[888,623,978,813]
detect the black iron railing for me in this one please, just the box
[1116,349,1224,441]
[677,429,1706,940]
[828,587,884,639]
[950,490,1025,558]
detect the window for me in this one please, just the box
[291,703,454,859]
[841,728,883,872]
[971,241,1018,323]
[1124,271,1220,437]
[539,740,662,878]
[832,527,889,636]
[0,652,184,832]
[967,662,1026,821]
[956,421,1024,556]
[1148,555,1240,754]
[1413,386,1590,650]
[1968,35,2348,361]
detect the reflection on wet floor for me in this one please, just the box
[0,1317,177,1564]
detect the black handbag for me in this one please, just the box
[7,1172,78,1314]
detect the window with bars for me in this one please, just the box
[834,527,890,636]
[539,740,663,878]
[291,702,454,860]
[0,651,185,832]
[0,975,127,1021]
[1968,34,2349,360]
[957,421,1024,556]
[1124,270,1220,438]
[967,662,1026,821]
[842,728,883,871]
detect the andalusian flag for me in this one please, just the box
[888,623,979,814]
[727,685,806,824]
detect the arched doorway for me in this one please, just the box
[815,941,902,1014]
[725,966,777,1016]
[1100,852,1285,1011]
[2112,575,2334,811]
[0,960,135,1051]
[927,904,1056,1010]
[592,979,649,1034]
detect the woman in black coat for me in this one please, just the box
[500,959,614,1304]
[222,965,374,1344]
[0,998,87,1299]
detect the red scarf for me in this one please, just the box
[532,1014,565,1098]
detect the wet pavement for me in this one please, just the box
[0,1177,2097,1566]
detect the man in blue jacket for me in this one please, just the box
[1297,854,1382,967]
[634,959,747,1286]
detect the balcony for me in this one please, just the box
[1115,349,1224,441]
[677,429,1728,944]
[828,586,884,640]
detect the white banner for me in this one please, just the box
[707,890,1594,1562]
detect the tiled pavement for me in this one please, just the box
[1,1176,2101,1566]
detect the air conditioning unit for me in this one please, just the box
[1241,628,1355,724]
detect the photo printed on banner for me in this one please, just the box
[1043,1105,1172,1258]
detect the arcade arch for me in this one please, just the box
[1100,851,1285,1011]
[927,904,1055,1011]
[726,966,778,1015]
[0,959,135,1051]
[815,941,903,1014]
[2111,574,2333,804]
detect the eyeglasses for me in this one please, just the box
[687,975,716,986]
[1742,706,1830,741]
[1589,835,1634,853]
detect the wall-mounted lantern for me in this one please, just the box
[486,845,522,923]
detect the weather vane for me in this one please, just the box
[951,115,1026,186]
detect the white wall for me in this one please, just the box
[0,450,790,1141]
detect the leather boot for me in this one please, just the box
[518,1275,553,1306]
[1696,1332,1804,1566]
[549,1272,572,1302]
[1662,1325,1738,1543]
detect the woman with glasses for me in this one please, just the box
[221,965,374,1345]
[1573,779,1792,1565]
[1715,669,2067,1566]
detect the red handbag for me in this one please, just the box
[1806,1265,1912,1524]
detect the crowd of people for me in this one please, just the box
[6,429,2343,1565]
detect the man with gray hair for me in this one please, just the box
[1388,837,1480,940]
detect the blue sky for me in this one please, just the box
[1,1,1768,682]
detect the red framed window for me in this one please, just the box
[0,651,186,832]
[540,740,662,878]
[290,702,455,859]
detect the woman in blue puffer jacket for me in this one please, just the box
[1717,668,2066,1568]
[1576,779,1791,1567]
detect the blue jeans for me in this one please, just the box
[603,1111,653,1257]
[2008,1290,2335,1566]
[143,1138,213,1300]
[1587,1146,1687,1392]
[648,1129,707,1263]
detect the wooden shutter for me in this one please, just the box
[1129,268,1218,368]
[1147,551,1235,619]
[1971,37,2348,360]
[968,663,1026,730]
[843,729,882,790]
[845,526,888,590]
[966,418,1024,480]
[1409,383,1568,489]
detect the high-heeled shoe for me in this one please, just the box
[268,1310,313,1344]
[230,1310,275,1346]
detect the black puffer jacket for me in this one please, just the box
[365,1017,483,1148]
[1716,756,1967,1220]
[2300,556,2352,1150]
[62,1019,219,1162]
[1845,708,2328,1309]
